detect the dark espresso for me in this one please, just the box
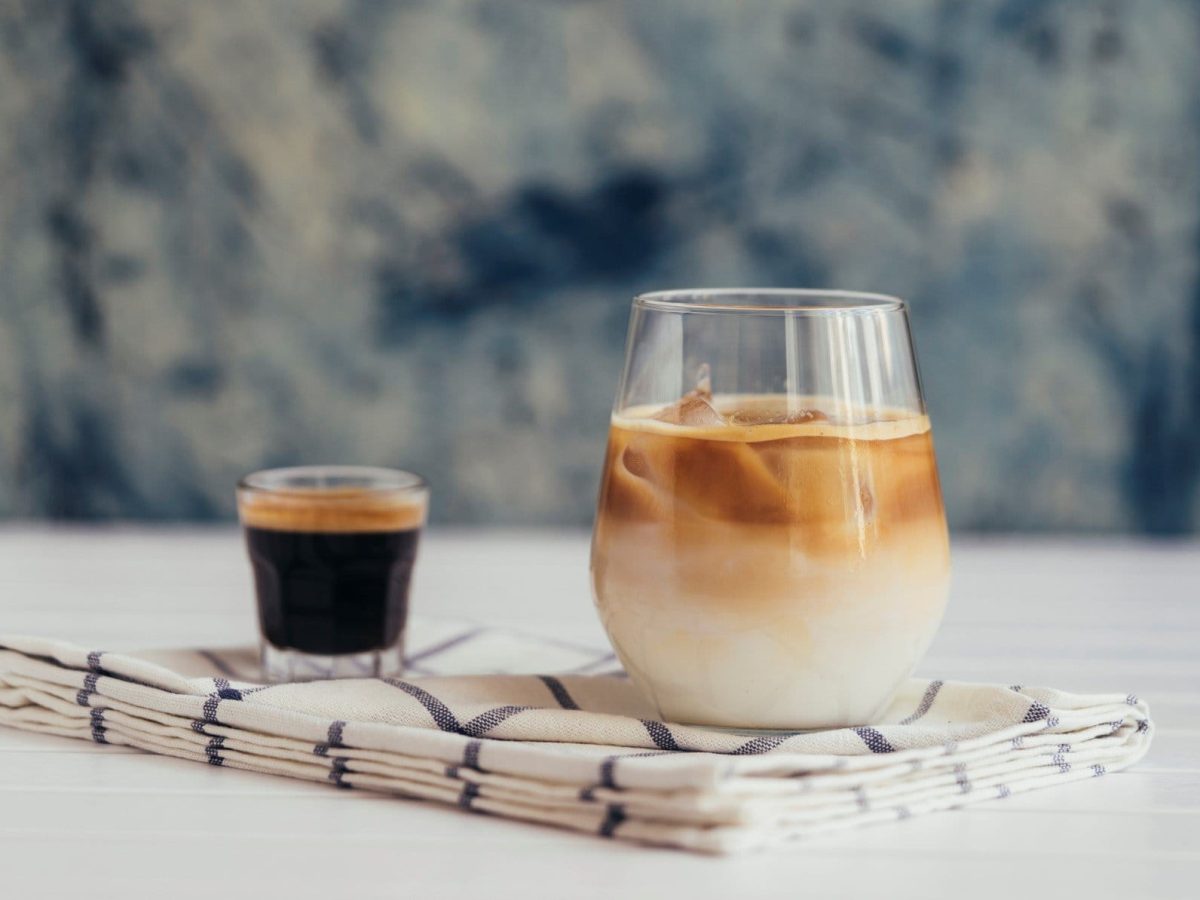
[239,487,426,658]
[245,526,419,655]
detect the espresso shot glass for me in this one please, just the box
[236,466,428,682]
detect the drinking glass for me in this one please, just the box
[237,466,428,682]
[591,289,950,730]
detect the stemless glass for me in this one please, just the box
[590,289,950,730]
[237,466,428,682]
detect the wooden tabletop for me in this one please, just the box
[1,528,1197,899]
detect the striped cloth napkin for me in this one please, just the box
[0,622,1153,854]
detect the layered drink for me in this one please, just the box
[237,466,428,681]
[591,388,950,730]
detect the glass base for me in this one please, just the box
[261,641,404,683]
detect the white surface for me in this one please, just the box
[0,527,1197,899]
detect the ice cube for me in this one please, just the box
[784,408,829,425]
[652,390,727,427]
[727,403,829,426]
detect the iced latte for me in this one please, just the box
[591,388,950,730]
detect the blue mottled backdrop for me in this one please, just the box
[1,1,1198,531]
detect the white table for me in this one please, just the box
[0,528,1197,899]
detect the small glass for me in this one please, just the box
[237,466,428,682]
[591,289,951,730]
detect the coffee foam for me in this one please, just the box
[238,488,427,533]
[614,394,931,443]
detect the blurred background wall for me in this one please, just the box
[1,0,1198,531]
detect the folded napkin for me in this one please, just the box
[0,624,1153,854]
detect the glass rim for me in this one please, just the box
[237,465,428,498]
[633,288,906,315]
